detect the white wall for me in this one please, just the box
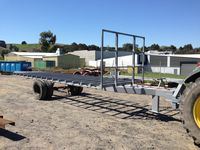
[149,67,180,75]
[89,61,101,67]
[69,50,96,66]
[89,54,181,75]
[89,54,139,67]
[69,50,133,66]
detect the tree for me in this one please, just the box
[0,49,10,58]
[78,43,88,50]
[183,44,193,51]
[9,44,19,52]
[50,35,56,45]
[62,45,72,53]
[0,40,6,48]
[169,45,177,53]
[179,46,184,51]
[141,46,148,52]
[39,30,56,52]
[149,44,160,50]
[70,42,79,51]
[160,45,177,53]
[88,45,100,50]
[21,41,27,45]
[122,43,133,51]
[175,44,194,54]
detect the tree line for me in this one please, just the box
[0,30,200,58]
[39,30,200,54]
[121,43,200,54]
[38,31,100,53]
[147,43,200,54]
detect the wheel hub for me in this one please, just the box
[193,97,200,128]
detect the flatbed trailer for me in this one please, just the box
[14,71,179,113]
[13,29,200,146]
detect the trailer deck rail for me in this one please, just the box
[14,71,133,88]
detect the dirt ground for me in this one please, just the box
[0,75,199,150]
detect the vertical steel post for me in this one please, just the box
[115,33,118,86]
[142,38,145,83]
[132,36,136,84]
[152,95,160,113]
[100,30,104,89]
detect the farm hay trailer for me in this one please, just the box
[14,29,200,146]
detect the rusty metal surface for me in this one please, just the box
[0,116,15,129]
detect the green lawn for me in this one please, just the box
[14,44,40,51]
[120,71,186,79]
[139,72,186,79]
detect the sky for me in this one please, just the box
[0,0,200,48]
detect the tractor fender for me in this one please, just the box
[184,69,200,83]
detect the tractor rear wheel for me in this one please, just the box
[181,80,200,146]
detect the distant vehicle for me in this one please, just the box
[0,40,6,48]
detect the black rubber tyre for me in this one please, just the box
[73,71,81,75]
[44,81,54,99]
[181,80,200,146]
[195,77,200,82]
[33,80,47,100]
[68,85,83,96]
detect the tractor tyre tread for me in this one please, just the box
[180,81,200,146]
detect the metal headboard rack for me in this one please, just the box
[100,29,146,89]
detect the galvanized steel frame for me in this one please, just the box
[101,29,146,89]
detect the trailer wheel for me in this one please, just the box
[44,81,54,99]
[181,80,200,146]
[78,86,83,94]
[33,80,47,100]
[68,85,83,95]
[73,71,81,75]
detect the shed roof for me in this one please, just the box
[145,52,200,58]
[12,52,59,56]
[8,51,79,59]
[7,48,62,59]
